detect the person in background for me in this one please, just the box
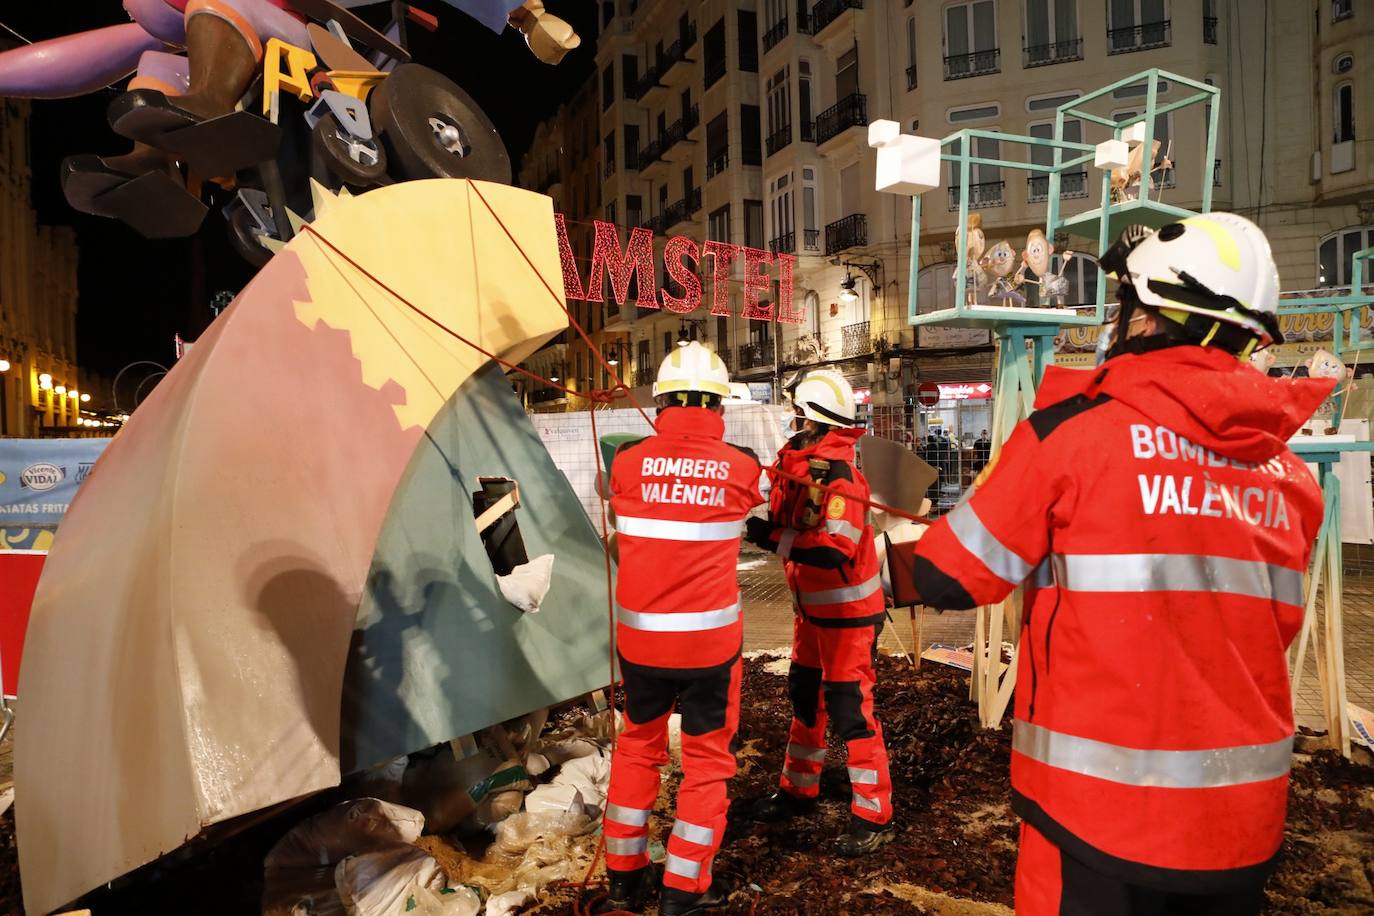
[910,214,1332,915]
[601,342,763,915]
[745,369,895,856]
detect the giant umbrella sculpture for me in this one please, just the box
[15,178,613,914]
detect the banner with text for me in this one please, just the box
[0,438,111,528]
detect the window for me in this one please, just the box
[948,135,1004,209]
[658,183,668,213]
[742,104,763,166]
[627,194,643,228]
[624,124,639,170]
[1023,253,1099,306]
[802,168,819,252]
[604,131,616,174]
[1108,0,1169,54]
[1025,0,1081,65]
[944,1,999,79]
[663,331,673,359]
[622,55,639,100]
[1333,0,1353,23]
[602,1,614,28]
[602,65,614,110]
[1335,54,1354,74]
[709,205,731,242]
[1318,227,1374,288]
[799,60,814,140]
[683,166,694,197]
[738,10,759,72]
[1335,82,1355,143]
[1113,78,1170,99]
[836,46,859,99]
[707,111,729,176]
[1205,75,1221,186]
[745,200,765,249]
[716,315,729,353]
[1026,120,1086,201]
[637,339,650,375]
[605,199,617,225]
[767,67,791,137]
[948,103,1001,122]
[1027,91,1080,111]
[906,18,918,90]
[1114,109,1173,187]
[770,174,793,248]
[1203,0,1217,43]
[704,19,727,87]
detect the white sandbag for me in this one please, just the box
[523,784,587,816]
[484,888,536,916]
[552,752,611,810]
[490,810,597,857]
[335,845,445,916]
[496,554,555,612]
[266,799,426,869]
[407,884,482,916]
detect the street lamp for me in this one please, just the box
[839,272,859,303]
[837,259,881,305]
[54,384,66,396]
[80,393,90,402]
[0,359,9,373]
[38,373,52,390]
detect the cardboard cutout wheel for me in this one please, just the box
[311,115,389,188]
[226,201,274,268]
[370,64,511,183]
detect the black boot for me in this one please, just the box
[749,790,815,823]
[594,865,657,913]
[660,877,734,916]
[834,818,895,858]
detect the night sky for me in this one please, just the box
[1,1,598,376]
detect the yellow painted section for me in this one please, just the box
[1181,216,1242,271]
[262,39,318,115]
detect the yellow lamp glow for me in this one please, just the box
[0,359,10,372]
[80,393,91,403]
[38,373,53,390]
[54,385,67,395]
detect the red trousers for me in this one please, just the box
[1015,823,1268,915]
[604,657,742,894]
[778,615,892,826]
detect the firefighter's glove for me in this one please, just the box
[745,517,779,550]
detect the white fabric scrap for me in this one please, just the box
[497,554,556,612]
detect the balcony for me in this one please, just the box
[636,136,666,168]
[1024,38,1082,68]
[841,320,870,359]
[633,366,655,387]
[906,65,917,90]
[944,48,1000,80]
[824,213,867,255]
[810,0,863,37]
[1203,16,1218,44]
[604,157,616,177]
[763,17,789,51]
[1026,171,1088,203]
[661,31,696,81]
[661,188,703,231]
[737,342,774,371]
[662,108,700,159]
[803,228,821,252]
[635,64,665,101]
[767,124,793,156]
[529,387,567,405]
[706,151,730,180]
[814,93,866,146]
[1108,20,1171,54]
[769,231,795,255]
[948,180,1005,211]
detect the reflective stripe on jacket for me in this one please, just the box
[912,346,1331,889]
[610,407,764,670]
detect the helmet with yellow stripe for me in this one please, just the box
[1106,212,1283,355]
[653,341,731,406]
[789,368,857,427]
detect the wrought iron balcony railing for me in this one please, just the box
[636,136,665,166]
[1108,20,1171,54]
[1203,16,1218,44]
[841,320,870,358]
[948,180,1006,211]
[944,48,1000,80]
[796,0,813,33]
[634,64,663,100]
[810,0,863,35]
[633,366,655,387]
[906,65,917,90]
[737,342,774,370]
[763,17,789,51]
[824,213,867,255]
[706,151,730,179]
[682,21,698,49]
[662,109,699,154]
[769,231,795,255]
[1024,38,1082,68]
[766,124,793,156]
[803,228,821,251]
[1026,171,1088,203]
[814,93,866,145]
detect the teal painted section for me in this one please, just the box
[340,363,613,772]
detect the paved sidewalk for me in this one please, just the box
[739,549,1374,733]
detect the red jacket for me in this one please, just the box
[610,408,763,673]
[914,346,1332,891]
[766,427,884,625]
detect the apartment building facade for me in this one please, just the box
[521,0,1373,435]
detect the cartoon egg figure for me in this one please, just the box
[1307,348,1347,380]
[1023,229,1053,279]
[1249,347,1278,374]
[980,240,1018,279]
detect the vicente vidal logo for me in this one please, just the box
[20,463,65,492]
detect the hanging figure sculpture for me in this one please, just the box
[1110,138,1175,204]
[980,239,1026,306]
[1015,228,1074,308]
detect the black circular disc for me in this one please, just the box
[226,202,273,268]
[369,64,511,184]
[311,114,388,187]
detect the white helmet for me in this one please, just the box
[790,368,857,427]
[652,341,731,402]
[1118,212,1282,346]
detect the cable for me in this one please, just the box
[0,19,33,45]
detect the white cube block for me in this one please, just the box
[1095,139,1130,170]
[1122,122,1147,145]
[875,134,941,196]
[867,119,902,149]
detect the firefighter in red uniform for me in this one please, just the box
[600,342,764,915]
[744,368,895,856]
[911,214,1333,914]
